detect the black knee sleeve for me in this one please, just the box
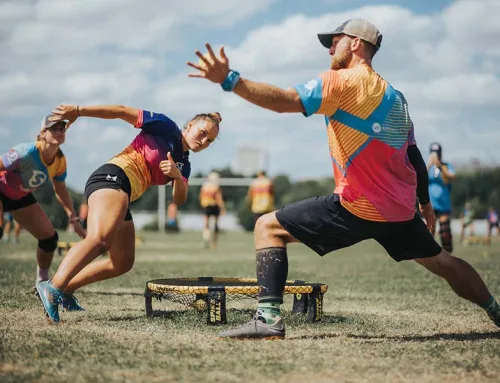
[439,219,453,253]
[38,232,59,253]
[256,247,288,304]
[0,227,3,240]
[214,222,219,233]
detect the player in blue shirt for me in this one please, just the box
[428,143,456,253]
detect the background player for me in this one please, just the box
[199,171,225,249]
[0,116,85,287]
[428,142,456,252]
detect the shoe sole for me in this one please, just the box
[35,285,59,323]
[217,335,285,340]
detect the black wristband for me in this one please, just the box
[76,105,81,117]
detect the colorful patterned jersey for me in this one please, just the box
[428,162,455,213]
[108,110,191,202]
[487,209,498,224]
[199,183,219,208]
[249,177,275,214]
[0,141,67,199]
[294,64,417,222]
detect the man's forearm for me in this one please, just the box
[233,78,304,113]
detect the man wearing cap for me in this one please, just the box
[428,142,456,252]
[0,115,85,289]
[187,18,500,339]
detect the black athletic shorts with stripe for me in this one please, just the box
[276,194,442,261]
[84,163,133,221]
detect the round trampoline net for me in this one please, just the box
[144,277,328,325]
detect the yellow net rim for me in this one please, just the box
[146,277,328,295]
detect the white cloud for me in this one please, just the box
[0,0,499,191]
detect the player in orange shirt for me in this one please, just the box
[199,172,225,249]
[247,170,275,224]
[36,104,221,322]
[187,18,500,338]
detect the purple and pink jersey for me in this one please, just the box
[294,64,417,222]
[0,141,67,200]
[108,110,191,202]
[487,210,499,224]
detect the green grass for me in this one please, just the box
[1,231,500,382]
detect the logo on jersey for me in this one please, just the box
[28,170,47,189]
[5,150,19,167]
[372,123,382,133]
[175,162,184,171]
[304,79,318,96]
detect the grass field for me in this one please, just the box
[1,230,500,382]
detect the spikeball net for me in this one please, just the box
[144,277,328,325]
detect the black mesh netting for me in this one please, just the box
[144,277,328,309]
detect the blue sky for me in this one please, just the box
[1,0,499,192]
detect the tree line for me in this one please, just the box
[34,167,500,230]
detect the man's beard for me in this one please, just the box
[330,50,353,70]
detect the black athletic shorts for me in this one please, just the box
[204,205,220,217]
[84,163,133,221]
[276,194,442,262]
[489,221,499,230]
[0,192,37,212]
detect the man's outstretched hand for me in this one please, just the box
[186,43,230,84]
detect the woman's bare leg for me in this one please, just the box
[12,203,57,282]
[51,189,129,291]
[64,219,135,293]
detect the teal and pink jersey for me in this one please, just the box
[108,110,191,202]
[0,142,67,200]
[293,64,417,222]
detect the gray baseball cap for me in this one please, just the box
[40,115,67,132]
[317,18,382,51]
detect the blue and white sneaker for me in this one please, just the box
[36,281,63,323]
[62,293,85,312]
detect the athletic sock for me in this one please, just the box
[37,267,49,283]
[257,301,281,324]
[480,295,500,317]
[255,247,288,324]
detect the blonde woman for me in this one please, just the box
[36,104,221,322]
[0,116,85,289]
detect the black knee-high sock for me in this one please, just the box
[256,247,288,303]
